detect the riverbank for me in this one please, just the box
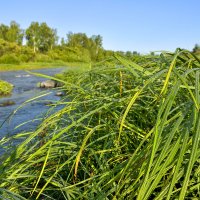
[0,61,91,71]
[0,67,66,137]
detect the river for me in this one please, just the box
[0,67,66,138]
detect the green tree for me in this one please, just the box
[26,22,58,53]
[39,23,58,52]
[90,35,103,61]
[192,44,200,54]
[125,51,132,58]
[60,37,65,46]
[133,51,139,55]
[67,32,89,48]
[0,24,9,40]
[0,21,23,45]
[6,21,24,45]
[25,22,40,53]
[66,32,103,61]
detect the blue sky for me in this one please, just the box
[0,0,200,53]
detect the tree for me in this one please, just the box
[25,22,40,53]
[66,32,89,48]
[0,24,9,40]
[192,44,200,54]
[66,32,103,61]
[26,22,58,53]
[0,21,23,45]
[125,51,132,58]
[133,51,139,55]
[60,37,65,46]
[90,35,103,60]
[6,21,24,45]
[39,23,58,52]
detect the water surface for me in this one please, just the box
[0,67,66,138]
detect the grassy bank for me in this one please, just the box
[0,61,91,71]
[0,80,13,96]
[0,49,200,199]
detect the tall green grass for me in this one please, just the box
[0,49,200,199]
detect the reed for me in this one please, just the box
[0,49,200,199]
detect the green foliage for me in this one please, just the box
[193,44,200,54]
[26,22,58,53]
[66,32,103,61]
[0,39,20,56]
[0,39,34,63]
[0,24,9,41]
[0,21,24,45]
[48,46,91,63]
[0,80,13,95]
[0,54,20,64]
[33,53,53,63]
[0,21,145,66]
[1,50,200,199]
[19,46,35,61]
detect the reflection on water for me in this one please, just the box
[0,67,66,138]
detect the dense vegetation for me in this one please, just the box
[0,21,141,70]
[0,80,13,96]
[0,49,200,199]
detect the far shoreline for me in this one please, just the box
[0,61,90,72]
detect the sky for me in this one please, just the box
[0,0,200,54]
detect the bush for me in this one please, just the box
[18,46,35,62]
[18,54,32,62]
[0,80,13,95]
[0,54,20,64]
[0,39,20,57]
[33,53,53,63]
[48,46,91,63]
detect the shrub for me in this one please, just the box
[18,54,31,62]
[0,39,20,57]
[18,46,35,62]
[0,54,20,64]
[0,80,13,95]
[48,46,91,63]
[33,53,53,63]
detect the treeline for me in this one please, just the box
[0,21,140,65]
[193,44,200,54]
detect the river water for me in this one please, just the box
[0,67,66,138]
